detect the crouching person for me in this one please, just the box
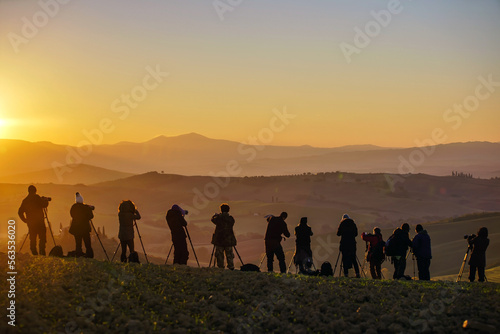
[118,200,141,262]
[211,203,236,270]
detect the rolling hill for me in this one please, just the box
[1,135,499,183]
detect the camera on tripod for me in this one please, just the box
[87,205,95,210]
[42,196,52,201]
[463,234,476,240]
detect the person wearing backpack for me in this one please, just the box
[387,223,412,279]
[118,200,142,262]
[211,203,237,270]
[361,227,385,279]
[412,224,432,280]
[337,214,360,278]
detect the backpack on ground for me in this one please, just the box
[49,245,63,257]
[385,235,397,256]
[320,261,333,276]
[240,263,260,272]
[128,251,140,263]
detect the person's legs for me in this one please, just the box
[275,245,286,273]
[375,261,382,279]
[175,238,189,265]
[369,261,377,279]
[29,228,38,255]
[342,251,350,277]
[75,235,83,256]
[215,246,225,268]
[120,240,128,262]
[469,265,477,282]
[352,253,360,277]
[478,266,486,282]
[266,245,275,272]
[83,233,93,258]
[225,246,234,270]
[38,225,47,255]
[393,257,400,279]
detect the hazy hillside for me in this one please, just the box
[1,254,498,333]
[0,164,134,185]
[1,135,499,181]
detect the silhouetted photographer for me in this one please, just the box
[337,214,360,278]
[265,212,290,273]
[412,224,432,280]
[211,203,236,270]
[69,192,94,258]
[18,185,50,255]
[166,204,189,265]
[118,200,142,262]
[467,227,489,282]
[361,227,385,279]
[294,217,314,274]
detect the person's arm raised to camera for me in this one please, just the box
[134,210,141,220]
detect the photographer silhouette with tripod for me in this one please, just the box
[467,227,489,282]
[166,204,190,265]
[69,192,94,258]
[210,203,237,270]
[18,185,50,255]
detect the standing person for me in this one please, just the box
[412,224,432,280]
[166,204,189,265]
[337,214,360,278]
[387,223,412,279]
[69,192,94,258]
[294,217,313,274]
[468,227,489,282]
[361,227,385,279]
[18,185,50,255]
[211,203,236,270]
[118,200,141,262]
[265,212,291,273]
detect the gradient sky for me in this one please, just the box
[1,0,499,147]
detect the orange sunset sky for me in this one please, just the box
[0,0,499,148]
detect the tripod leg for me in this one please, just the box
[333,252,341,277]
[209,245,215,267]
[90,220,110,261]
[457,248,469,282]
[184,226,200,267]
[111,242,121,262]
[164,244,174,265]
[233,246,244,266]
[258,253,266,269]
[134,220,149,264]
[356,255,364,278]
[19,233,29,253]
[44,208,57,247]
[413,255,416,280]
[286,254,294,274]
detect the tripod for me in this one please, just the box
[90,219,110,261]
[134,219,149,264]
[333,251,365,278]
[164,226,200,267]
[457,246,471,282]
[19,207,57,253]
[208,245,244,268]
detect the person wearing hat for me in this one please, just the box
[118,200,142,262]
[18,185,50,255]
[264,212,291,273]
[337,214,360,278]
[294,217,314,274]
[166,204,189,265]
[211,203,236,270]
[69,192,94,258]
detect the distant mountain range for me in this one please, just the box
[0,133,499,184]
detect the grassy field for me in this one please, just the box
[1,254,499,333]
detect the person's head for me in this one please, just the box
[75,192,84,204]
[342,214,350,220]
[401,223,410,233]
[28,185,37,194]
[373,227,381,235]
[280,212,288,220]
[300,217,307,225]
[119,200,135,212]
[415,224,424,233]
[477,227,488,238]
[172,204,188,216]
[220,203,230,213]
